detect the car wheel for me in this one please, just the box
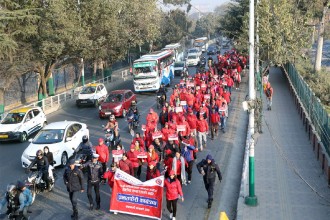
[94,99,99,107]
[19,132,28,143]
[60,152,68,167]
[122,109,127,118]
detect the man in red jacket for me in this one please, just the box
[95,138,109,177]
[126,144,141,179]
[196,114,209,151]
[186,108,198,148]
[210,108,220,140]
[118,153,134,176]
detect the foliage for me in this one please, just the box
[192,13,217,39]
[163,0,191,5]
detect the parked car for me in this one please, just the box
[173,61,187,76]
[99,90,136,118]
[76,83,107,107]
[0,107,47,143]
[186,54,200,66]
[21,121,89,168]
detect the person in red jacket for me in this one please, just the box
[222,89,231,104]
[210,107,220,140]
[126,145,141,179]
[118,153,134,176]
[103,163,117,189]
[131,132,145,151]
[146,145,159,168]
[146,161,160,181]
[186,108,198,148]
[95,138,109,176]
[172,150,188,185]
[197,114,209,151]
[146,108,159,126]
[177,117,190,138]
[163,149,174,178]
[164,170,184,220]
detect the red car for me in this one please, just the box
[99,90,136,118]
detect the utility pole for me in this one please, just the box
[245,0,258,206]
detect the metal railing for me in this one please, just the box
[0,69,131,120]
[284,63,330,156]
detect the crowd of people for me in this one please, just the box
[0,49,249,220]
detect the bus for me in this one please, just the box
[193,37,208,52]
[133,50,174,92]
[162,43,184,62]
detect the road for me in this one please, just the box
[0,48,248,220]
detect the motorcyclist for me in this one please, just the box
[208,55,213,67]
[44,146,55,182]
[128,100,139,123]
[74,135,94,162]
[27,150,50,191]
[157,83,167,104]
[104,114,119,137]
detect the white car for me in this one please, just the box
[187,48,202,57]
[76,83,107,107]
[0,107,47,142]
[186,54,200,66]
[21,121,89,168]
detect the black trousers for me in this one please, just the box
[186,160,194,181]
[166,199,178,217]
[42,170,50,189]
[69,191,78,213]
[203,177,215,200]
[87,181,100,205]
[133,165,142,179]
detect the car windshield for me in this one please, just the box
[174,62,184,67]
[33,129,64,144]
[1,113,25,124]
[80,86,96,94]
[105,94,123,103]
[188,49,197,53]
[188,55,197,59]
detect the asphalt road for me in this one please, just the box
[0,48,248,220]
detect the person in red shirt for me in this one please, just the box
[222,89,231,104]
[164,170,184,220]
[118,153,134,176]
[131,132,145,151]
[196,114,209,151]
[177,117,190,138]
[163,149,174,177]
[171,150,188,185]
[126,145,141,179]
[186,108,198,148]
[146,145,159,168]
[146,108,159,126]
[103,163,117,189]
[146,161,160,181]
[210,108,220,140]
[95,138,109,178]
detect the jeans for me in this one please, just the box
[220,116,226,130]
[166,199,178,217]
[210,123,218,138]
[87,181,100,205]
[186,160,194,181]
[198,131,207,150]
[69,191,78,213]
[267,97,272,108]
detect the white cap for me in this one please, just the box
[92,153,99,158]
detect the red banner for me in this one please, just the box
[110,169,164,219]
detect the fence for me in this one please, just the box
[284,63,330,156]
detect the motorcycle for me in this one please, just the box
[127,112,139,136]
[103,127,121,150]
[25,170,55,204]
[156,93,166,109]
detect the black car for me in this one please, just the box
[207,46,220,55]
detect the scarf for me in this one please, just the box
[172,156,186,185]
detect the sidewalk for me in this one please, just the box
[237,67,330,220]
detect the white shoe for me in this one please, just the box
[114,212,118,215]
[188,180,191,184]
[170,213,173,219]
[172,217,176,220]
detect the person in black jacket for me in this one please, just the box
[81,154,103,211]
[63,159,84,220]
[196,154,222,209]
[44,146,55,182]
[27,150,50,191]
[159,107,169,128]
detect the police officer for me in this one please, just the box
[75,135,93,162]
[63,159,84,220]
[81,153,103,211]
[196,154,222,209]
[27,150,50,191]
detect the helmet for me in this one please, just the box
[109,115,115,121]
[82,135,88,143]
[6,184,16,196]
[36,149,43,157]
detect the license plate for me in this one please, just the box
[0,135,8,138]
[80,101,87,103]
[105,112,112,115]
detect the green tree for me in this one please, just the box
[193,13,217,39]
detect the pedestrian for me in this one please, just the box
[126,144,141,179]
[219,102,228,133]
[196,154,222,209]
[118,152,134,176]
[95,138,109,180]
[171,149,188,185]
[264,82,273,110]
[63,159,84,220]
[43,146,55,182]
[210,107,220,139]
[164,170,184,220]
[146,161,160,181]
[81,154,103,211]
[103,163,117,189]
[181,142,196,184]
[196,114,209,151]
[16,181,32,220]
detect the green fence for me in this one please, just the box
[284,63,330,156]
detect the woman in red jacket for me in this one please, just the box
[146,145,159,166]
[126,145,141,179]
[103,163,117,189]
[146,161,160,181]
[164,170,184,220]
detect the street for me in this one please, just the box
[0,49,248,220]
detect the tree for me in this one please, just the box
[192,13,217,39]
